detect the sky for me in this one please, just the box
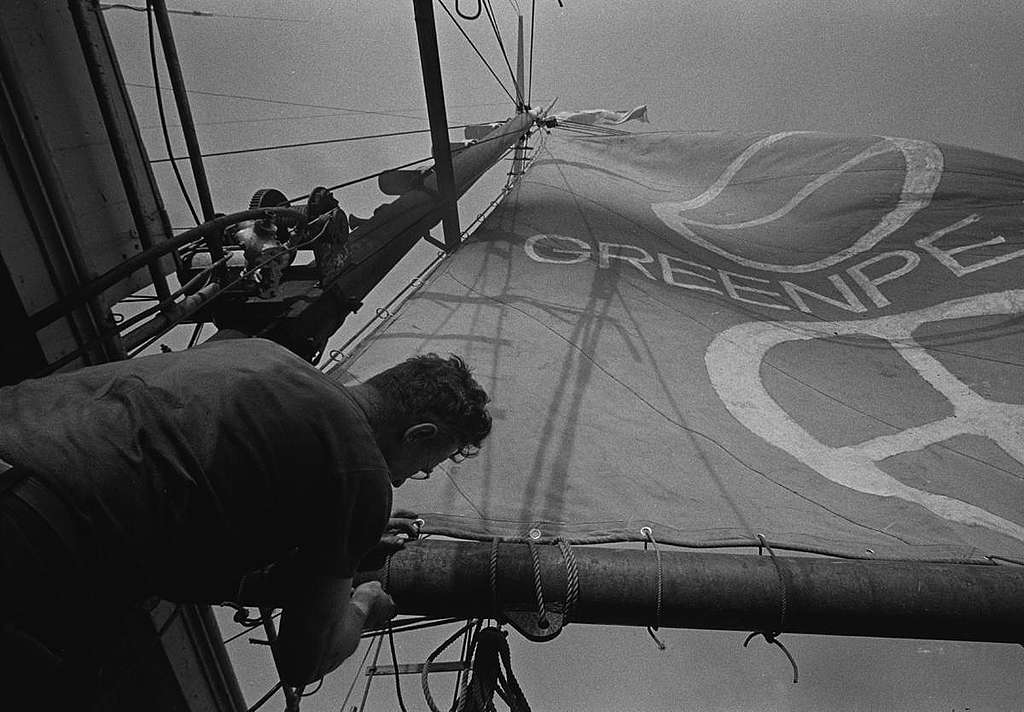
[100,1,1024,710]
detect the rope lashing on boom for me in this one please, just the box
[525,539,549,629]
[744,534,799,683]
[553,538,580,621]
[489,537,578,640]
[640,527,667,650]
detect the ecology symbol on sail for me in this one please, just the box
[650,132,945,274]
[705,290,1024,543]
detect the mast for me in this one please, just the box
[511,11,528,177]
[413,0,461,250]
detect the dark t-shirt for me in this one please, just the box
[0,338,392,603]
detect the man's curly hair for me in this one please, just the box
[367,353,491,449]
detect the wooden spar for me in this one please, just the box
[255,112,534,357]
[413,0,461,250]
[333,540,1024,644]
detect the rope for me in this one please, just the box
[145,0,200,224]
[525,540,549,629]
[481,0,521,104]
[456,0,482,20]
[437,0,519,105]
[125,212,329,356]
[387,623,410,712]
[337,635,377,712]
[124,82,424,121]
[553,538,579,621]
[490,537,501,619]
[456,628,532,712]
[247,682,283,712]
[357,634,387,712]
[640,527,666,651]
[421,621,477,712]
[746,534,799,683]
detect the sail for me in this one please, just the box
[335,130,1024,563]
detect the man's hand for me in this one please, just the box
[350,581,397,630]
[381,509,423,549]
[357,510,423,571]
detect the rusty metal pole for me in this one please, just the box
[413,0,462,250]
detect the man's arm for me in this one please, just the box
[273,576,394,686]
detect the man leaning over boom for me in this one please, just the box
[0,338,491,701]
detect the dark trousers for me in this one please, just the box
[0,468,125,709]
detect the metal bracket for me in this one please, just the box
[502,609,566,642]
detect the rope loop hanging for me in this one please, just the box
[421,620,478,712]
[553,538,579,622]
[639,527,666,650]
[500,537,576,641]
[746,533,799,683]
[525,539,550,630]
[456,0,483,20]
[454,626,533,712]
[490,536,501,620]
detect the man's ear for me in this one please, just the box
[403,423,438,443]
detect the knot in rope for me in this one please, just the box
[746,534,798,683]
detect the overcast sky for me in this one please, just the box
[104,2,1024,710]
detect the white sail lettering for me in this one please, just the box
[780,274,866,314]
[917,214,1024,277]
[651,135,944,273]
[718,269,790,310]
[524,234,592,264]
[705,290,1024,543]
[598,242,656,279]
[845,250,921,308]
[658,254,722,294]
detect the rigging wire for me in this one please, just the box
[386,624,410,712]
[287,123,531,204]
[436,0,519,106]
[357,634,387,712]
[527,0,536,105]
[149,124,478,164]
[247,682,284,712]
[145,0,200,224]
[125,217,329,357]
[480,0,521,104]
[124,82,425,121]
[322,129,541,371]
[101,3,306,22]
[337,632,377,712]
